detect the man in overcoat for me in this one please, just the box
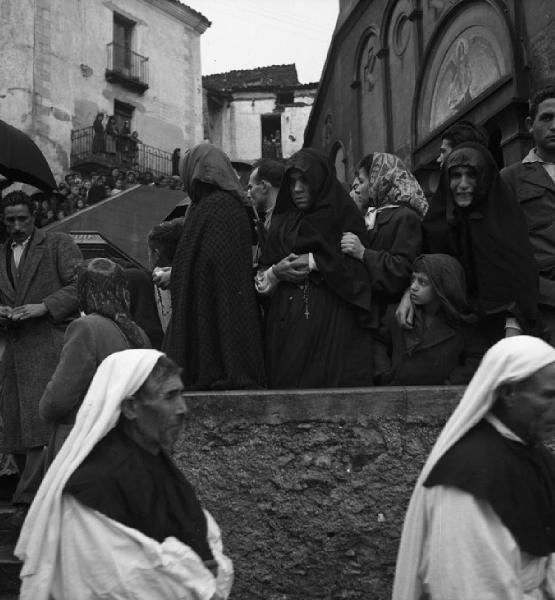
[0,191,82,504]
[501,86,555,341]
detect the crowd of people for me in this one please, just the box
[27,169,183,229]
[1,85,555,598]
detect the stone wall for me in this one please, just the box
[174,386,463,600]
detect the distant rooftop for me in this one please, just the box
[203,64,300,92]
[161,0,211,31]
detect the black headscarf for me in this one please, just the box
[423,142,539,330]
[413,254,476,325]
[259,148,372,313]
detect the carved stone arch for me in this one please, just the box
[412,0,525,168]
[351,25,389,157]
[352,25,380,87]
[330,140,347,184]
[379,0,417,50]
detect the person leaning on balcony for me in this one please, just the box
[105,116,118,155]
[91,113,105,154]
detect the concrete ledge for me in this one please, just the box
[175,386,464,600]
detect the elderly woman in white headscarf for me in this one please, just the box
[16,349,233,600]
[393,335,555,600]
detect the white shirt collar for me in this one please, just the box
[10,236,31,249]
[522,147,555,165]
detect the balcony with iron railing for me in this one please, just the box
[70,126,172,177]
[106,42,149,94]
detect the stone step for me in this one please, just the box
[0,543,20,595]
[0,502,23,596]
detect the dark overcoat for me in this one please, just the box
[362,206,423,328]
[501,161,555,309]
[0,228,82,452]
[375,305,486,386]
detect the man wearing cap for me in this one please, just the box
[394,336,555,599]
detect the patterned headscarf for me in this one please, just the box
[77,258,145,348]
[180,143,244,203]
[364,153,428,229]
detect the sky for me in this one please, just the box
[183,0,339,83]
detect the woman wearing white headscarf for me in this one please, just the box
[16,349,233,600]
[393,335,555,600]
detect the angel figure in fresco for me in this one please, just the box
[447,38,473,112]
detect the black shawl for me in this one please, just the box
[65,427,214,561]
[259,148,372,313]
[423,142,539,331]
[163,143,265,390]
[425,420,555,557]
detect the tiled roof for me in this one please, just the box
[163,0,211,27]
[203,64,300,91]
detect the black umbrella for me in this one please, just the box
[0,119,57,190]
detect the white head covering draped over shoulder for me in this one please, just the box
[16,349,234,600]
[393,336,555,600]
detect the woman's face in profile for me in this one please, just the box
[356,167,372,210]
[449,165,477,208]
[288,169,313,211]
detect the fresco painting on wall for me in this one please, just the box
[430,26,509,131]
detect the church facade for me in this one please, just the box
[304,0,555,188]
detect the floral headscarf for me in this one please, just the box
[366,153,428,225]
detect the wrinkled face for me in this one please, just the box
[409,271,436,306]
[132,373,188,452]
[4,204,35,243]
[449,165,477,208]
[437,138,454,166]
[503,362,555,442]
[354,169,372,212]
[527,98,555,157]
[288,169,313,211]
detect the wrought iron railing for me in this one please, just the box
[106,42,149,88]
[70,126,172,177]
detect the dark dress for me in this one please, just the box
[65,427,214,561]
[260,148,374,388]
[92,119,105,153]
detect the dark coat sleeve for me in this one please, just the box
[43,233,83,321]
[445,325,487,385]
[362,208,422,297]
[39,318,98,422]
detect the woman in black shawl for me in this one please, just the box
[257,148,374,388]
[422,142,540,342]
[163,143,266,390]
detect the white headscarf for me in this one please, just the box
[16,349,163,596]
[393,335,555,600]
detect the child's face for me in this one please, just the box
[410,271,436,306]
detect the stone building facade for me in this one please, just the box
[304,0,555,188]
[0,0,209,178]
[203,64,318,164]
